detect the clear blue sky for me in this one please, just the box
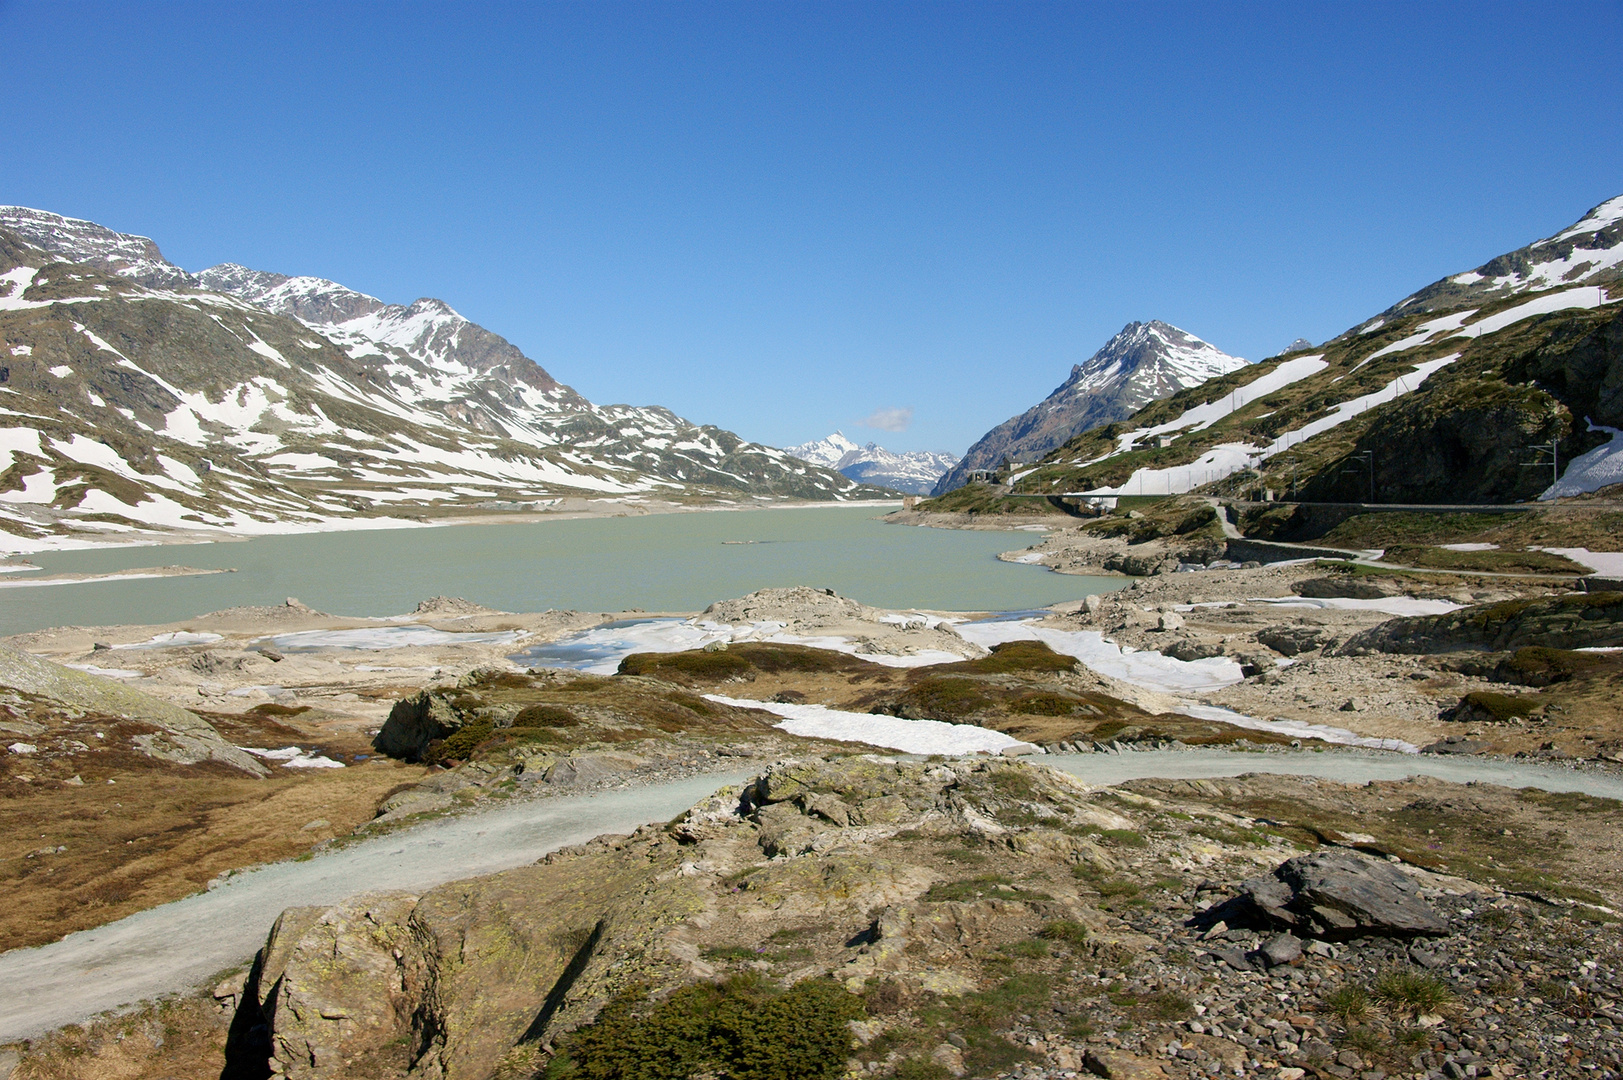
[2,1,1620,455]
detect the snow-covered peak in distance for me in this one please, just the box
[787,431,863,468]
[1384,191,1623,316]
[785,433,958,494]
[1282,337,1315,354]
[933,320,1246,494]
[0,205,193,289]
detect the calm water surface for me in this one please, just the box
[1,507,1124,635]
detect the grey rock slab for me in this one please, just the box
[1237,850,1448,939]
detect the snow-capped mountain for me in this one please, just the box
[786,432,862,470]
[933,320,1247,494]
[0,208,881,551]
[786,433,958,494]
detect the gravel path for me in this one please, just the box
[0,768,754,1042]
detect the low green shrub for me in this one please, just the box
[511,705,581,728]
[548,975,863,1080]
[1322,985,1372,1025]
[428,717,494,763]
[923,874,1020,903]
[1009,692,1081,716]
[1037,920,1089,948]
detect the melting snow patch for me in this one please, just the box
[704,694,1030,755]
[1541,424,1623,499]
[1249,596,1462,617]
[1114,355,1328,453]
[241,746,345,769]
[1175,703,1417,753]
[112,631,225,650]
[1529,548,1623,577]
[1453,288,1610,338]
[64,663,146,679]
[1441,542,1498,551]
[954,619,1243,692]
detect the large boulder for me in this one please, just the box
[1255,625,1333,657]
[1229,850,1447,939]
[372,690,461,760]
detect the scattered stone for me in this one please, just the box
[1256,932,1304,967]
[1086,1047,1168,1080]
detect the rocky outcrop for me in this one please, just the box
[1336,592,1623,656]
[0,642,267,776]
[1295,576,1391,600]
[1225,850,1448,940]
[227,756,1136,1079]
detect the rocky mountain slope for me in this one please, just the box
[0,208,881,551]
[788,432,959,494]
[934,321,1247,494]
[928,194,1622,506]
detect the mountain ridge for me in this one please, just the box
[0,208,885,552]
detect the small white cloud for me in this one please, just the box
[861,407,913,432]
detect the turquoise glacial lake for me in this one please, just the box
[0,506,1124,635]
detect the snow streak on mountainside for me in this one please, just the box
[0,209,880,551]
[786,433,958,495]
[947,194,1623,507]
[933,321,1247,494]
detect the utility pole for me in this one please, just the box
[1522,440,1560,489]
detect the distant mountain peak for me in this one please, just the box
[786,433,957,494]
[933,320,1246,494]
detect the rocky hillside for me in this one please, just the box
[0,208,881,551]
[929,194,1622,507]
[788,432,959,494]
[933,321,1247,494]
